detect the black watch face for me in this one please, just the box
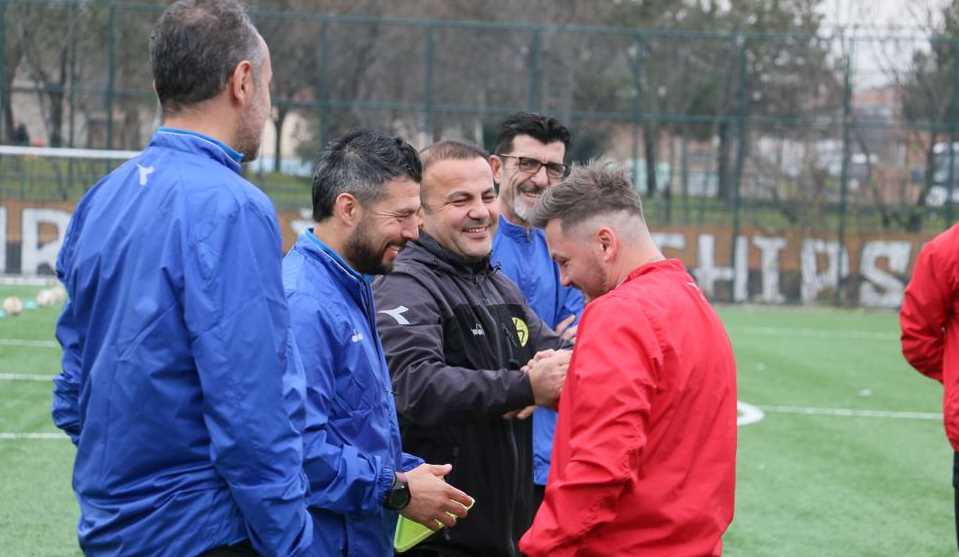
[390,483,411,510]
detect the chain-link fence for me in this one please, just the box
[3,0,957,305]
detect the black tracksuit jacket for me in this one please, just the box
[373,232,561,557]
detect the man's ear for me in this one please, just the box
[332,192,362,227]
[228,60,255,106]
[595,226,619,263]
[489,155,503,183]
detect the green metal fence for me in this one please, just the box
[3,0,959,303]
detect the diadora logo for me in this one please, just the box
[379,305,411,325]
[351,331,364,343]
[471,323,485,336]
[512,317,529,347]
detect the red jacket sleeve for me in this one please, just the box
[900,228,959,383]
[520,302,661,557]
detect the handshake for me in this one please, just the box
[504,349,571,420]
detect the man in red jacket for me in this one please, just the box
[518,161,738,557]
[900,223,959,549]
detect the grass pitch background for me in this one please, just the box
[0,284,952,556]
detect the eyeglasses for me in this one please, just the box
[497,154,569,180]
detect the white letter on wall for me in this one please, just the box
[800,239,849,304]
[695,234,748,302]
[859,241,911,308]
[22,208,72,275]
[752,236,786,303]
[652,232,686,251]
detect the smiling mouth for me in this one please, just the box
[463,225,488,235]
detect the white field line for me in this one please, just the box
[0,372,54,382]
[0,432,68,440]
[759,404,940,420]
[0,338,59,348]
[0,401,935,440]
[0,275,55,286]
[738,401,765,426]
[734,326,894,341]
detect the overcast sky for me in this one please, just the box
[820,0,949,29]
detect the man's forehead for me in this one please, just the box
[424,158,493,195]
[509,135,565,159]
[383,176,419,196]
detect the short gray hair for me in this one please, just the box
[530,160,644,230]
[150,0,263,116]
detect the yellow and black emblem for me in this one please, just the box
[512,317,529,347]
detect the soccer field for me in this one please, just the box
[0,284,952,556]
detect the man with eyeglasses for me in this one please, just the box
[489,113,584,513]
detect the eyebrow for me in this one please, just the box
[446,190,472,200]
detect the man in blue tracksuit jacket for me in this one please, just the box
[283,130,473,556]
[51,2,313,556]
[489,113,583,510]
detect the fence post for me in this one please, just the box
[68,0,77,148]
[0,0,6,143]
[631,34,643,194]
[528,29,541,112]
[835,36,853,306]
[730,34,749,303]
[423,24,434,142]
[947,39,959,226]
[105,1,116,149]
[317,19,328,150]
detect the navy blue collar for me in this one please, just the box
[156,127,244,164]
[303,229,366,284]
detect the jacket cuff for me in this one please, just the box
[375,463,396,507]
[507,369,536,409]
[400,452,424,472]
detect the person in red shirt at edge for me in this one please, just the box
[518,160,738,557]
[900,223,959,550]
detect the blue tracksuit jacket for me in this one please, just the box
[283,230,422,556]
[51,128,313,557]
[491,215,584,486]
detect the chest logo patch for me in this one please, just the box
[512,317,529,347]
[379,305,411,325]
[136,163,155,186]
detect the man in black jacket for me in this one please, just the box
[374,140,568,557]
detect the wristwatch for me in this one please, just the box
[384,473,411,511]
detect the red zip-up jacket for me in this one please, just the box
[901,223,959,450]
[519,259,738,557]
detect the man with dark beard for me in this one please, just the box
[282,130,473,556]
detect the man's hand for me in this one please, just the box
[555,314,578,343]
[400,464,474,529]
[527,349,571,409]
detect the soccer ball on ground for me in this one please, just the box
[2,296,24,316]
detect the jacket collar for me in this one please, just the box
[296,229,371,301]
[149,127,244,175]
[624,258,686,284]
[498,214,534,241]
[409,231,493,276]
